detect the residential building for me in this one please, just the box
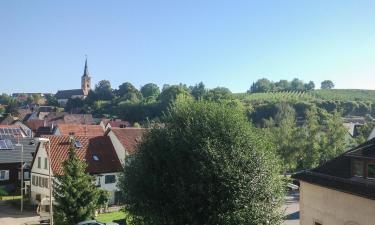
[100,119,131,131]
[105,128,146,165]
[53,124,104,136]
[0,135,37,194]
[30,135,122,205]
[293,138,375,225]
[55,58,91,106]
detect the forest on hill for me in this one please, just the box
[1,78,374,172]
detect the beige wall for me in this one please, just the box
[300,181,375,225]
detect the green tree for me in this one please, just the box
[5,99,19,116]
[320,80,335,89]
[95,80,114,100]
[189,82,206,100]
[203,87,232,101]
[158,85,191,107]
[140,83,160,99]
[120,100,284,225]
[46,95,59,107]
[117,82,142,102]
[65,98,85,112]
[304,81,315,91]
[249,78,274,93]
[290,78,305,91]
[53,142,100,225]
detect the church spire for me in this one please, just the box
[83,55,89,77]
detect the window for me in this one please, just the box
[37,157,41,168]
[353,160,364,177]
[0,170,9,180]
[32,175,36,185]
[44,158,48,169]
[24,172,30,180]
[75,140,82,148]
[367,164,375,179]
[105,175,116,184]
[36,194,41,202]
[92,155,100,161]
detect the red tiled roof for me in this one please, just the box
[26,120,45,131]
[41,135,122,175]
[109,128,146,155]
[56,124,104,136]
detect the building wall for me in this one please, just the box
[107,131,126,165]
[95,172,120,205]
[300,181,375,225]
[30,143,51,204]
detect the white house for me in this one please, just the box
[30,135,123,205]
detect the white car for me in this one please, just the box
[77,220,119,225]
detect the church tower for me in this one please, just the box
[81,57,91,96]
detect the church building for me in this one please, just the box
[55,59,91,106]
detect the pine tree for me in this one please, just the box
[53,141,99,225]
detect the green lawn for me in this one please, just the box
[96,211,126,223]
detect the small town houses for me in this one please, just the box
[293,138,375,225]
[29,127,145,206]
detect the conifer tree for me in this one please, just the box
[53,141,99,225]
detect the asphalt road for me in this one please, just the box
[283,191,300,225]
[0,201,39,225]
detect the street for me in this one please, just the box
[283,191,300,225]
[0,201,39,225]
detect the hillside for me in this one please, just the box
[235,89,375,102]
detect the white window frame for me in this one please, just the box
[0,170,9,181]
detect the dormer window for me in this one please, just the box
[75,140,82,148]
[92,155,100,161]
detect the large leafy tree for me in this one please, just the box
[53,142,99,225]
[189,82,206,100]
[320,80,335,89]
[117,82,142,102]
[140,83,160,99]
[120,100,284,225]
[95,80,114,100]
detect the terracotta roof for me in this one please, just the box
[26,120,45,131]
[109,128,146,155]
[56,124,104,136]
[39,135,122,175]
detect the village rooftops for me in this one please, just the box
[0,135,37,164]
[32,135,122,175]
[55,124,104,136]
[293,137,375,200]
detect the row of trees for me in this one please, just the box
[248,78,335,93]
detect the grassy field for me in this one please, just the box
[96,211,126,223]
[235,89,375,102]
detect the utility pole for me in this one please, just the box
[15,142,24,212]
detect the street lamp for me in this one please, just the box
[15,143,23,212]
[36,137,53,225]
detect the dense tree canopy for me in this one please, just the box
[120,100,284,225]
[140,83,160,99]
[320,80,335,89]
[249,78,315,93]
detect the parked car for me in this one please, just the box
[77,220,119,225]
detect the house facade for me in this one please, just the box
[30,135,122,205]
[293,138,375,225]
[0,135,37,194]
[55,58,91,106]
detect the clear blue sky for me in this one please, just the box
[1,0,375,94]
